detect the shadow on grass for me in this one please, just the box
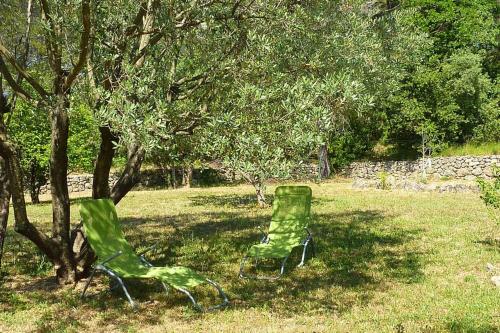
[114,206,425,317]
[188,193,336,209]
[188,193,274,208]
[2,193,427,328]
[474,237,500,250]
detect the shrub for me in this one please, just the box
[477,165,500,223]
[378,171,391,190]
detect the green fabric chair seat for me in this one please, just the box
[80,199,228,309]
[107,262,207,290]
[239,186,314,279]
[247,219,308,258]
[247,243,295,258]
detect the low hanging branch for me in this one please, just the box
[0,44,50,99]
[0,57,33,100]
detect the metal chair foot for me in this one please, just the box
[178,279,229,312]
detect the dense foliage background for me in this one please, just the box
[328,0,499,169]
[1,0,499,193]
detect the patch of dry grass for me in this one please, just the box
[1,182,499,332]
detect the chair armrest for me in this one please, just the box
[98,251,123,265]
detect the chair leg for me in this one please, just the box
[81,268,98,299]
[298,236,315,267]
[178,287,203,311]
[177,279,229,312]
[81,266,136,308]
[205,279,230,311]
[311,237,316,257]
[298,244,308,267]
[101,267,136,308]
[160,281,170,294]
[239,255,289,280]
[280,256,289,275]
[298,239,311,267]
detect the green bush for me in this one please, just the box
[8,101,50,204]
[437,142,500,157]
[378,171,391,190]
[8,102,99,203]
[477,165,500,210]
[68,104,99,173]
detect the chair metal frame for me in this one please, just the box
[238,227,315,280]
[81,246,229,311]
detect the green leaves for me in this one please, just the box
[67,104,99,172]
[477,166,500,212]
[203,1,419,184]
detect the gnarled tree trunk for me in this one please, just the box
[49,92,77,284]
[74,140,145,276]
[241,172,268,207]
[182,166,192,188]
[110,143,145,204]
[254,182,267,208]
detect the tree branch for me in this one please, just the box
[130,32,164,66]
[124,1,149,37]
[0,43,50,98]
[64,0,91,90]
[0,57,33,100]
[10,0,34,110]
[39,0,62,74]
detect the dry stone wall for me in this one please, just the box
[343,155,499,180]
[39,170,164,195]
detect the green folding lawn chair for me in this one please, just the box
[239,186,315,280]
[79,199,229,311]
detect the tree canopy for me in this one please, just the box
[0,0,498,282]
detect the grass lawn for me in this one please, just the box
[437,142,500,157]
[0,182,499,332]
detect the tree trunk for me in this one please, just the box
[49,93,77,285]
[78,134,144,276]
[29,187,40,204]
[74,126,118,277]
[182,166,192,188]
[0,156,10,269]
[110,143,145,204]
[318,143,331,180]
[92,126,117,199]
[171,167,177,189]
[251,179,267,208]
[28,162,41,204]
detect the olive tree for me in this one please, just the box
[0,0,92,283]
[204,1,427,205]
[0,0,270,283]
